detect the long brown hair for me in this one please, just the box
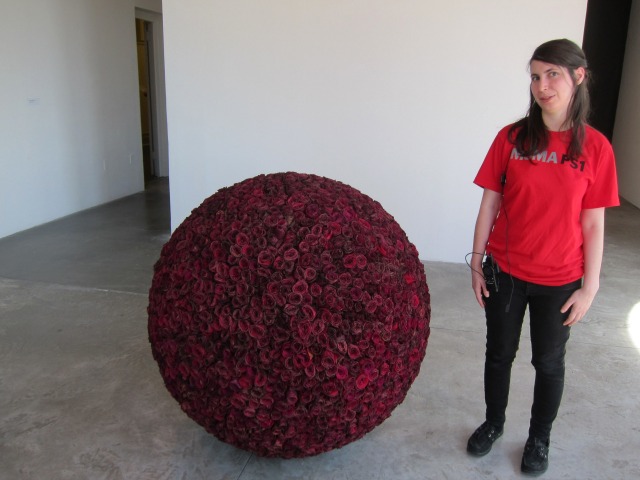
[508,39,591,160]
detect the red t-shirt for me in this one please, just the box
[474,124,619,285]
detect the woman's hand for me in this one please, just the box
[472,269,489,308]
[561,286,597,326]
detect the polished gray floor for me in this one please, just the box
[1,178,639,480]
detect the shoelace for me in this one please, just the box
[526,441,548,459]
[476,422,499,439]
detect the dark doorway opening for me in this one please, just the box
[136,18,156,185]
[582,0,633,141]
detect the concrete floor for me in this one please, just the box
[1,178,639,480]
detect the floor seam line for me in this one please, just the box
[0,275,148,297]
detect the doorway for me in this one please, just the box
[582,0,633,141]
[134,9,169,189]
[136,18,155,183]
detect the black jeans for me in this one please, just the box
[483,271,582,440]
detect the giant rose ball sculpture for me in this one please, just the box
[148,172,431,458]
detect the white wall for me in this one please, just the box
[0,0,161,239]
[613,0,640,208]
[164,0,588,263]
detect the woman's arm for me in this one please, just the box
[471,188,502,307]
[561,207,605,326]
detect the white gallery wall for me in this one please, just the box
[164,0,589,263]
[613,0,640,208]
[0,0,162,239]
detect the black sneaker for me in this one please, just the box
[466,421,503,456]
[521,437,549,476]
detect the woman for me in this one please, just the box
[467,39,619,476]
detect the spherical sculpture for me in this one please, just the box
[148,172,430,458]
